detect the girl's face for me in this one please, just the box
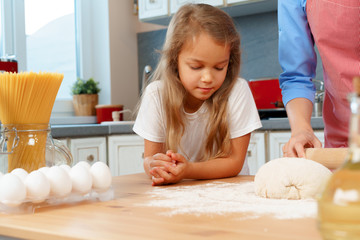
[178,32,230,113]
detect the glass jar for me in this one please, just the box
[0,124,72,173]
[318,88,360,239]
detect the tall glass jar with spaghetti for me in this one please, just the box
[0,72,66,172]
[318,76,360,239]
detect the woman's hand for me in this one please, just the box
[282,129,322,158]
[283,98,322,158]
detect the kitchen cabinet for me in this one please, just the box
[0,157,7,173]
[108,135,145,176]
[247,132,266,175]
[69,137,107,166]
[138,0,277,25]
[139,0,169,20]
[226,0,257,4]
[170,0,224,14]
[268,131,325,160]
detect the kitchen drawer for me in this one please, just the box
[139,0,169,20]
[170,0,224,14]
[69,137,107,166]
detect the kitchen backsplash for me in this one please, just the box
[137,11,324,92]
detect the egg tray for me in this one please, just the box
[0,187,114,214]
[0,161,114,214]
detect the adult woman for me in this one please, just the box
[278,0,360,157]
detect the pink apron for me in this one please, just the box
[306,0,360,148]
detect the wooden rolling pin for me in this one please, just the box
[305,148,348,170]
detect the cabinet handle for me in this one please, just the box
[142,152,144,159]
[87,154,95,162]
[247,150,252,157]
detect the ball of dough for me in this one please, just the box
[254,157,332,200]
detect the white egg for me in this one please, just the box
[25,170,50,203]
[90,162,112,191]
[46,166,72,198]
[75,161,91,171]
[70,164,92,194]
[0,173,26,207]
[38,166,50,175]
[11,168,28,182]
[59,164,71,173]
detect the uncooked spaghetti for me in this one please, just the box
[0,72,63,172]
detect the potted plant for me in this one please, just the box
[71,78,101,116]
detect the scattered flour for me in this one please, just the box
[141,181,317,219]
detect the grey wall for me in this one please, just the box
[137,10,323,91]
[235,11,282,80]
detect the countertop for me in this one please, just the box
[260,117,324,131]
[49,117,324,138]
[0,173,323,240]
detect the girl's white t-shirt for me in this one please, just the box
[133,78,262,175]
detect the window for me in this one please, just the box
[0,0,110,118]
[0,0,16,58]
[0,0,76,100]
[24,0,76,100]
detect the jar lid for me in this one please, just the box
[95,104,123,109]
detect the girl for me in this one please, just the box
[133,3,262,186]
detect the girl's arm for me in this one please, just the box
[152,133,251,185]
[183,133,251,179]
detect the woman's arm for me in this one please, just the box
[283,98,322,157]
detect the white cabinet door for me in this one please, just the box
[247,132,266,175]
[268,131,325,161]
[69,137,107,166]
[108,135,145,176]
[170,0,224,14]
[139,0,169,20]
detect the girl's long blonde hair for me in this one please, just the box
[149,3,241,161]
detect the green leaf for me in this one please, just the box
[71,77,101,95]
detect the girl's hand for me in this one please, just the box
[147,153,176,185]
[150,153,176,169]
[150,152,189,186]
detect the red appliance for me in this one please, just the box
[248,78,287,119]
[0,59,18,73]
[95,104,123,124]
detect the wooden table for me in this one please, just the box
[0,174,323,240]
